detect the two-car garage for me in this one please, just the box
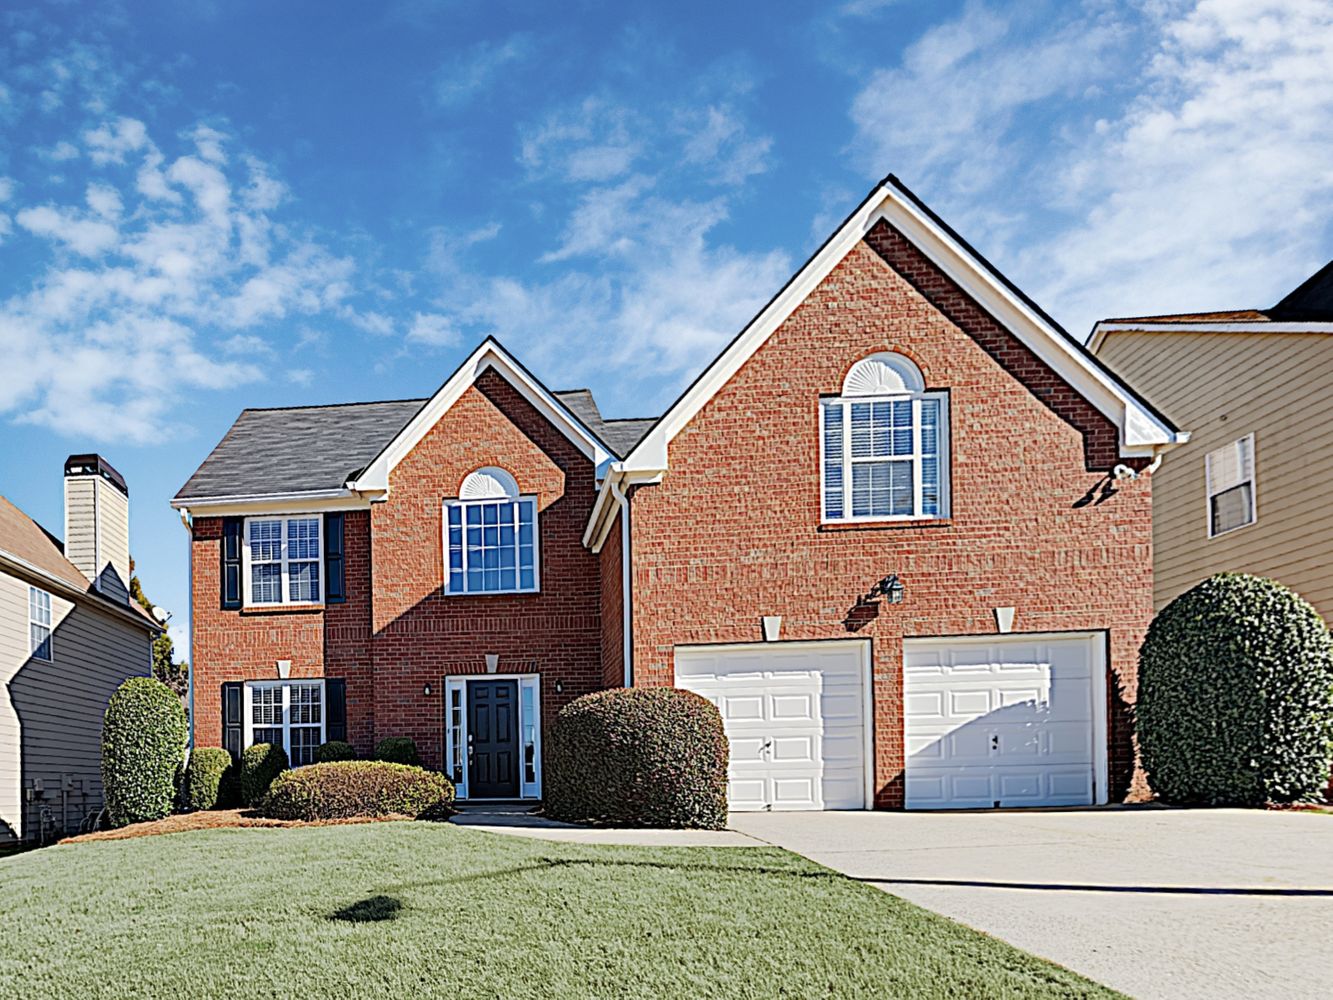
[674,633,1108,812]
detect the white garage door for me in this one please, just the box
[674,641,870,811]
[903,634,1107,809]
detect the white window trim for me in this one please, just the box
[443,674,542,801]
[1205,433,1257,539]
[242,679,326,766]
[819,391,951,524]
[442,495,542,596]
[242,514,325,607]
[28,586,52,662]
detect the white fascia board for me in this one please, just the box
[349,339,613,493]
[171,489,376,518]
[622,183,1184,470]
[1089,320,1333,353]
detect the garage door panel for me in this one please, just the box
[675,642,868,812]
[904,635,1103,810]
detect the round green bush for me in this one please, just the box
[239,742,288,806]
[180,747,234,812]
[314,740,357,763]
[101,677,188,827]
[545,688,729,829]
[1139,573,1333,805]
[258,761,455,821]
[373,736,421,766]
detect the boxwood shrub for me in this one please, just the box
[180,747,234,812]
[1138,573,1333,805]
[239,742,288,806]
[545,688,729,829]
[101,677,188,827]
[314,740,357,763]
[373,736,421,766]
[258,761,455,821]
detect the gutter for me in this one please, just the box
[0,549,161,634]
[169,487,365,509]
[179,507,195,749]
[611,477,633,688]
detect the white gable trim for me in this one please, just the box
[348,339,613,493]
[619,179,1186,478]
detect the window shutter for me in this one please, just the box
[325,678,347,743]
[222,681,243,760]
[324,512,346,604]
[221,518,242,610]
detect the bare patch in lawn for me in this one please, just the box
[60,809,409,844]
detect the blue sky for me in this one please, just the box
[2,0,1331,643]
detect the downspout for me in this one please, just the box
[611,478,633,688]
[178,507,195,748]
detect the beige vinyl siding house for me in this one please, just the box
[0,455,159,844]
[1091,263,1333,620]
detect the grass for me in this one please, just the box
[0,821,1119,1000]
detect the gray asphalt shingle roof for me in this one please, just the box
[174,390,656,502]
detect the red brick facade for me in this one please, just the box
[189,225,1155,809]
[626,230,1154,807]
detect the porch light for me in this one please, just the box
[423,683,433,696]
[869,574,905,604]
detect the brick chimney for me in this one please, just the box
[63,454,130,604]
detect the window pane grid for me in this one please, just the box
[247,517,321,605]
[446,497,537,594]
[246,682,324,767]
[29,587,53,661]
[823,394,946,521]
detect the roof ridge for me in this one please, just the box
[241,397,429,414]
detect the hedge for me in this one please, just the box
[180,747,234,812]
[314,740,357,763]
[373,737,421,766]
[1138,573,1333,805]
[101,677,188,827]
[545,688,729,829]
[258,761,455,821]
[239,743,288,806]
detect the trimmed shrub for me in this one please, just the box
[239,742,288,806]
[258,761,455,821]
[373,737,421,766]
[1139,573,1333,805]
[545,688,729,829]
[180,747,234,812]
[314,740,357,763]
[101,677,188,827]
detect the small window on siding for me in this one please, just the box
[29,587,52,661]
[1206,434,1256,537]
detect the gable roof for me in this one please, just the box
[174,341,653,506]
[615,175,1185,475]
[1271,260,1333,320]
[0,495,158,630]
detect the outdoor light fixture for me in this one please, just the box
[868,574,905,604]
[423,683,433,696]
[554,680,564,694]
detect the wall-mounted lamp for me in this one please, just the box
[423,683,433,696]
[867,574,905,605]
[554,680,564,694]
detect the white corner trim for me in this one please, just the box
[620,181,1185,472]
[349,339,613,493]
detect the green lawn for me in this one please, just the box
[0,822,1118,999]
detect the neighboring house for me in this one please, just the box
[1,456,159,843]
[173,176,1186,812]
[1091,262,1333,620]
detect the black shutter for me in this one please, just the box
[221,517,242,610]
[325,679,347,743]
[324,512,345,604]
[222,682,243,759]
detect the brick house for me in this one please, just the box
[173,177,1186,811]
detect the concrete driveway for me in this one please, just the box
[730,808,1333,1000]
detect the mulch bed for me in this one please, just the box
[60,809,409,844]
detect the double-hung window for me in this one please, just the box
[1206,434,1256,537]
[29,587,52,661]
[244,516,321,605]
[444,468,539,594]
[821,352,949,522]
[245,680,324,766]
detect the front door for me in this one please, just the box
[467,679,520,798]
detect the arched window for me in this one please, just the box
[820,353,949,521]
[444,467,539,594]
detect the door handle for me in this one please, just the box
[990,734,1000,752]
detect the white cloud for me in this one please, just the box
[407,311,459,347]
[16,204,119,256]
[0,178,13,202]
[286,367,314,386]
[434,35,531,108]
[84,116,149,165]
[679,105,773,186]
[520,97,644,183]
[40,140,80,162]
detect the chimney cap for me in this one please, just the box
[64,454,129,497]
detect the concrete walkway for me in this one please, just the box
[449,805,761,847]
[731,807,1333,1000]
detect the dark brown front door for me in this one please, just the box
[467,679,519,798]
